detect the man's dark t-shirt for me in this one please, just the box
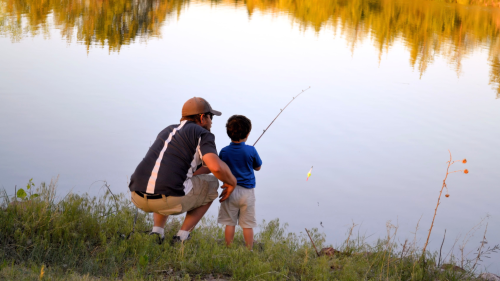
[129,121,217,197]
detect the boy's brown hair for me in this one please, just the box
[226,115,252,141]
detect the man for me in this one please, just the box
[129,97,237,244]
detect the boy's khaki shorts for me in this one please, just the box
[131,174,219,216]
[218,185,257,228]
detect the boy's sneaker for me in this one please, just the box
[171,234,191,245]
[149,232,165,245]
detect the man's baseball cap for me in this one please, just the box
[182,97,222,117]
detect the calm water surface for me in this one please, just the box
[1,0,500,273]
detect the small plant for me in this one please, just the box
[39,265,44,280]
[15,178,39,201]
[138,255,148,267]
[422,151,468,255]
[1,177,491,280]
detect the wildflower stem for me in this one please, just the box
[305,228,320,257]
[438,229,446,267]
[472,222,488,271]
[422,150,453,255]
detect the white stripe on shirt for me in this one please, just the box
[146,121,187,194]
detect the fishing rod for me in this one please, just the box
[253,86,311,146]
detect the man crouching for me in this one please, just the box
[129,97,237,244]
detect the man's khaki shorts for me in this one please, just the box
[131,174,219,216]
[217,185,257,228]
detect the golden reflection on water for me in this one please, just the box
[1,0,499,95]
[0,0,188,50]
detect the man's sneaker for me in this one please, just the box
[171,234,191,245]
[149,232,165,245]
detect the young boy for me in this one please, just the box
[218,115,262,249]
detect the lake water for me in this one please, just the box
[1,0,500,274]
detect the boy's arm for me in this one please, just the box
[252,147,263,171]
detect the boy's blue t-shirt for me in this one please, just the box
[219,142,262,189]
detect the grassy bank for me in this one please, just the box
[0,180,484,280]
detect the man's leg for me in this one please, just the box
[154,212,168,227]
[225,225,236,246]
[152,213,169,239]
[180,201,213,231]
[131,192,168,240]
[242,228,254,250]
[174,174,218,241]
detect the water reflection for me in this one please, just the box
[0,0,189,51]
[1,0,500,95]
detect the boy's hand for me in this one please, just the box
[219,183,235,202]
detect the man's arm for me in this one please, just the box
[202,153,237,202]
[193,166,211,176]
[254,166,261,171]
[202,153,237,187]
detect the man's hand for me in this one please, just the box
[219,183,235,202]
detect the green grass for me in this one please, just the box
[0,180,482,280]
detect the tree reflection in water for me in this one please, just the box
[1,0,499,95]
[0,0,189,50]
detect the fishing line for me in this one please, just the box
[252,86,311,146]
